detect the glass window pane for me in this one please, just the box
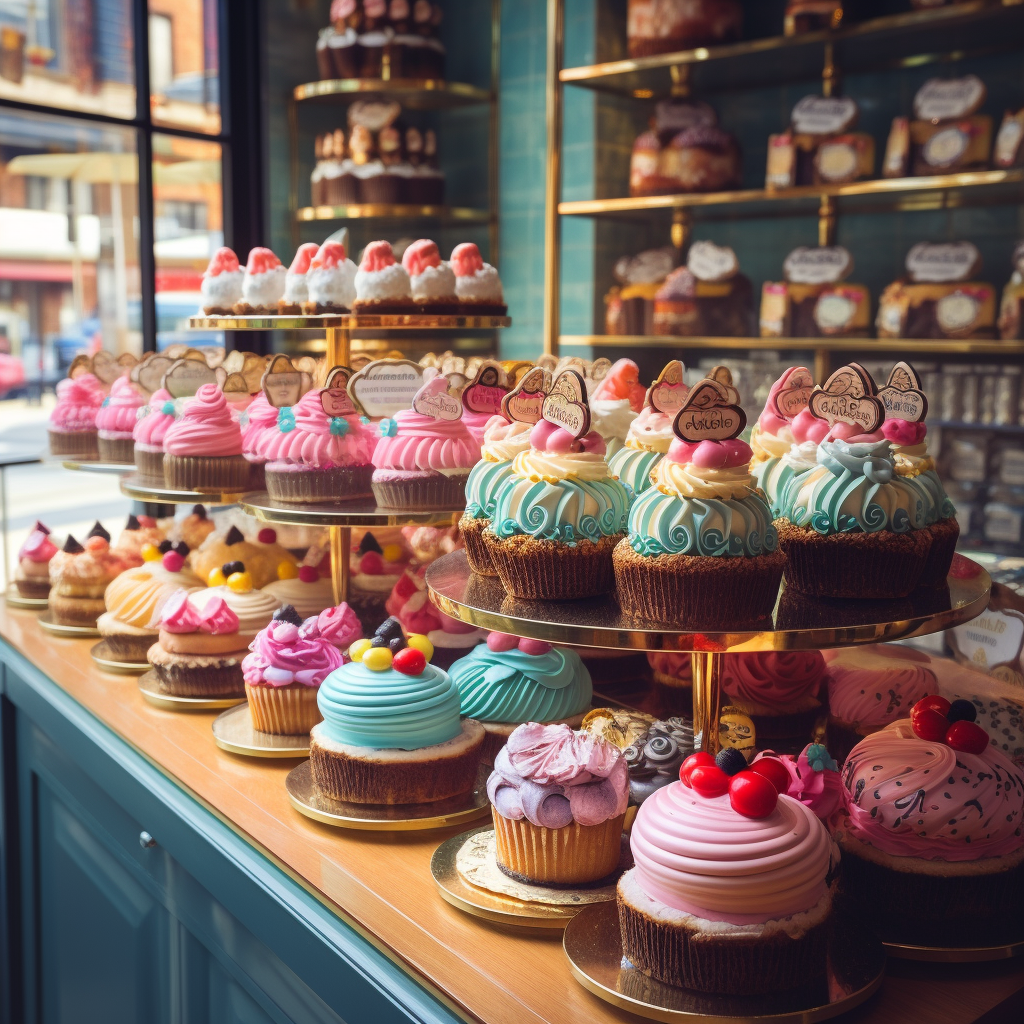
[0,107,140,390]
[149,0,221,135]
[152,131,222,350]
[0,0,135,119]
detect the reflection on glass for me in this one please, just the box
[0,107,140,392]
[149,0,220,134]
[0,0,135,119]
[152,132,222,350]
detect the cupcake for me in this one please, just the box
[450,633,594,761]
[278,242,320,314]
[234,247,286,315]
[484,369,630,600]
[352,240,415,314]
[112,514,165,567]
[200,247,244,315]
[96,375,145,464]
[262,563,336,620]
[347,531,409,631]
[721,651,829,749]
[48,528,126,626]
[302,240,358,314]
[619,750,835,995]
[614,374,784,626]
[240,391,276,488]
[162,383,249,493]
[824,643,935,763]
[48,371,104,459]
[195,561,282,635]
[749,366,817,517]
[178,504,216,551]
[259,379,377,503]
[310,618,486,805]
[835,709,1024,945]
[133,387,177,481]
[14,521,57,599]
[459,362,511,445]
[777,364,932,599]
[646,651,692,691]
[450,243,506,315]
[401,239,458,314]
[487,722,628,885]
[97,548,202,660]
[195,525,296,591]
[751,743,843,821]
[607,360,687,498]
[370,374,480,509]
[590,359,646,458]
[241,605,344,734]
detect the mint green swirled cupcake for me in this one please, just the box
[607,405,675,501]
[449,632,594,760]
[309,616,484,805]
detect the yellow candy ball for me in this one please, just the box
[382,544,403,563]
[277,560,299,581]
[141,543,162,562]
[362,646,394,672]
[207,567,226,587]
[227,571,252,593]
[348,638,373,663]
[406,634,434,663]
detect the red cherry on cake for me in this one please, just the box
[298,565,319,583]
[392,647,426,676]
[913,694,951,718]
[679,752,714,787]
[689,765,730,798]
[911,707,950,743]
[729,771,779,819]
[257,528,277,544]
[359,551,385,575]
[749,757,791,795]
[945,720,989,755]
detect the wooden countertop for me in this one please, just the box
[3,605,1022,1024]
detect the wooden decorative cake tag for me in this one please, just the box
[221,350,245,375]
[906,241,980,283]
[163,343,187,360]
[707,365,741,405]
[501,366,549,425]
[878,361,928,423]
[791,95,858,135]
[134,355,172,395]
[914,76,986,123]
[162,357,217,399]
[91,350,120,385]
[673,377,746,443]
[770,366,815,420]
[687,241,738,283]
[221,371,250,398]
[646,360,689,415]
[808,363,884,433]
[116,352,138,372]
[67,354,93,379]
[783,246,852,285]
[542,368,590,439]
[589,357,612,383]
[240,353,268,395]
[412,374,463,421]
[321,366,358,417]
[261,354,305,408]
[462,362,509,417]
[347,358,427,418]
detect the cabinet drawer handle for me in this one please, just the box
[139,831,156,849]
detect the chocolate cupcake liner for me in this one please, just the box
[102,631,157,662]
[918,516,960,588]
[358,174,403,205]
[330,42,360,79]
[617,887,829,996]
[459,513,497,576]
[265,464,374,504]
[97,436,135,465]
[153,661,245,698]
[246,458,266,491]
[14,577,51,599]
[492,809,625,885]
[245,682,321,735]
[135,447,166,481]
[613,540,784,628]
[776,519,931,599]
[47,594,105,627]
[48,429,98,460]
[457,301,508,317]
[163,454,252,494]
[372,473,468,511]
[483,532,621,600]
[324,175,359,206]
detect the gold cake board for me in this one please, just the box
[90,640,149,675]
[137,670,246,711]
[212,702,310,758]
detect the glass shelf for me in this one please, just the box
[294,78,491,109]
[239,492,461,528]
[188,314,510,330]
[296,203,490,224]
[560,1,1024,98]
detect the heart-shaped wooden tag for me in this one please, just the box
[808,363,884,433]
[770,366,815,421]
[542,368,591,439]
[162,357,218,399]
[321,366,358,417]
[412,373,463,421]
[877,361,928,423]
[462,362,509,416]
[501,366,550,425]
[672,377,746,443]
[647,360,689,415]
[348,358,427,418]
[261,354,306,408]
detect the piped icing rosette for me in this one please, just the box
[607,405,674,498]
[133,388,177,454]
[371,407,479,478]
[201,247,243,313]
[752,744,843,821]
[191,568,281,636]
[763,408,830,518]
[49,372,104,434]
[262,564,337,620]
[722,651,827,714]
[881,418,956,528]
[489,420,630,545]
[239,247,286,312]
[163,383,244,458]
[464,417,533,521]
[96,376,145,441]
[241,392,276,465]
[241,611,344,688]
[160,588,240,638]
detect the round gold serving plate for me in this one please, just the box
[563,902,885,1024]
[293,78,491,108]
[38,612,100,638]
[883,937,1024,963]
[211,702,310,758]
[426,551,991,653]
[431,827,615,931]
[119,473,244,505]
[61,459,135,474]
[5,584,48,610]
[297,203,490,224]
[137,670,246,711]
[240,492,461,528]
[90,640,149,675]
[188,314,510,331]
[286,759,490,832]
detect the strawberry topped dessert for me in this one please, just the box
[450,242,505,315]
[201,246,244,315]
[48,371,104,459]
[235,247,287,315]
[303,240,358,314]
[279,242,320,314]
[402,238,458,313]
[352,240,415,314]
[96,375,146,464]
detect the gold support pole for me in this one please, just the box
[690,651,723,754]
[488,0,502,264]
[325,326,353,607]
[814,346,831,385]
[287,94,300,251]
[669,64,691,98]
[818,194,836,247]
[822,41,836,98]
[543,0,565,357]
[671,208,693,255]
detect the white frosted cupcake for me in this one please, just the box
[303,240,358,314]
[262,564,336,620]
[279,242,319,314]
[352,240,415,314]
[451,243,506,315]
[201,247,244,315]
[235,247,286,314]
[401,239,458,313]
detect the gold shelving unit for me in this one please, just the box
[296,203,490,224]
[293,78,490,109]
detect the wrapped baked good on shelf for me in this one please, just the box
[784,1,842,36]
[994,108,1024,169]
[604,247,676,336]
[997,241,1024,340]
[626,0,742,58]
[760,245,870,338]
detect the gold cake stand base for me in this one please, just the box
[90,640,149,675]
[564,901,885,1024]
[286,760,490,832]
[38,612,100,638]
[5,584,48,610]
[137,670,246,711]
[212,702,310,758]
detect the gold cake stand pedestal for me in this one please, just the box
[38,612,100,639]
[212,702,310,759]
[4,584,47,610]
[137,670,245,711]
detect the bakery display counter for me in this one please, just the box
[2,604,1023,1024]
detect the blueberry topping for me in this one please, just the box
[173,541,190,556]
[389,636,407,653]
[273,604,303,626]
[370,634,389,648]
[715,747,747,776]
[947,699,977,724]
[222,560,245,577]
[191,504,207,518]
[158,539,174,554]
[373,616,404,643]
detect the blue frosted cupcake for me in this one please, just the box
[607,404,675,501]
[449,631,593,760]
[309,617,485,805]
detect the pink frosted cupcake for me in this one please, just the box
[752,743,843,821]
[15,521,57,598]
[451,243,506,315]
[241,605,346,734]
[234,247,286,315]
[48,372,104,458]
[279,242,320,314]
[241,391,276,489]
[201,247,244,315]
[259,385,377,503]
[96,376,145,463]
[133,388,177,480]
[352,240,415,315]
[162,383,249,492]
[646,651,693,691]
[402,239,458,314]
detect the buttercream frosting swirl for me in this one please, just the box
[50,372,104,433]
[824,645,934,730]
[133,388,177,449]
[96,376,145,437]
[722,651,826,712]
[160,589,239,635]
[103,564,201,629]
[259,387,376,469]
[163,383,243,457]
[241,393,277,461]
[754,745,842,820]
[242,617,344,687]
[190,584,280,634]
[371,409,479,473]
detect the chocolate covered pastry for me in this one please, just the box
[626,0,742,58]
